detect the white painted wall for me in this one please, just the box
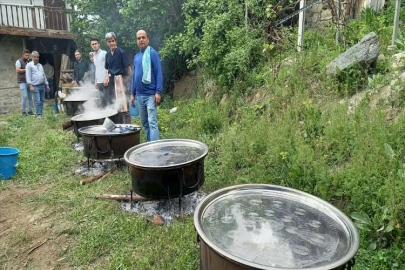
[0,1,44,6]
[362,0,385,12]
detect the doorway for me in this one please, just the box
[43,0,68,31]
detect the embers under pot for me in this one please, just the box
[79,124,141,160]
[194,184,360,270]
[124,139,209,199]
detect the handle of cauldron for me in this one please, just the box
[94,136,111,154]
[345,258,355,270]
[182,163,201,189]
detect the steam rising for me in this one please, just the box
[65,72,132,117]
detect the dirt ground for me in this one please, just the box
[0,184,70,270]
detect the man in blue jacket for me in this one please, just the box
[130,30,163,141]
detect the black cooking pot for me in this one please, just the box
[194,184,360,270]
[71,110,120,138]
[124,139,209,199]
[64,98,100,116]
[79,124,141,160]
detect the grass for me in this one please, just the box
[1,84,404,270]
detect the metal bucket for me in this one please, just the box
[194,184,360,270]
[79,124,141,160]
[124,139,209,199]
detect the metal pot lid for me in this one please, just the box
[71,110,118,121]
[79,124,141,136]
[64,97,99,102]
[194,184,359,270]
[124,139,208,169]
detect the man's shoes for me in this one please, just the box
[28,111,34,116]
[37,115,43,119]
[22,112,27,117]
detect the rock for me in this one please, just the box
[391,53,405,70]
[326,32,381,77]
[251,91,262,104]
[348,89,369,114]
[152,216,164,225]
[377,54,386,63]
[321,9,332,20]
[220,94,229,105]
[280,56,295,69]
[310,3,323,13]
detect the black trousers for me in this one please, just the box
[97,81,115,108]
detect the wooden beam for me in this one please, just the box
[0,26,73,40]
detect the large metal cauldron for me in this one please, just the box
[194,184,360,270]
[71,110,120,138]
[64,98,100,116]
[63,86,99,95]
[124,139,209,199]
[79,124,141,160]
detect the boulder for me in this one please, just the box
[326,32,381,77]
[391,53,405,70]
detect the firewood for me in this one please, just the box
[152,216,165,225]
[97,172,111,182]
[62,121,73,130]
[27,239,49,254]
[80,172,107,185]
[95,194,148,202]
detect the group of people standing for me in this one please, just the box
[16,30,162,141]
[82,30,162,141]
[15,50,52,118]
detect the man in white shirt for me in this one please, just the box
[90,37,107,106]
[26,51,50,118]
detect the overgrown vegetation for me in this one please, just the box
[2,1,405,269]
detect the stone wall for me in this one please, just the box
[306,1,333,30]
[306,0,386,31]
[0,35,24,114]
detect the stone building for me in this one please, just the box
[0,0,75,114]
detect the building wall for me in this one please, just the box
[0,35,24,114]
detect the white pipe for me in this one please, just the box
[392,0,401,45]
[297,0,306,51]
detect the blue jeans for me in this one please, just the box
[137,95,159,141]
[33,84,45,116]
[19,83,33,113]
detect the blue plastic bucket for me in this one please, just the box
[0,147,20,180]
[129,96,139,117]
